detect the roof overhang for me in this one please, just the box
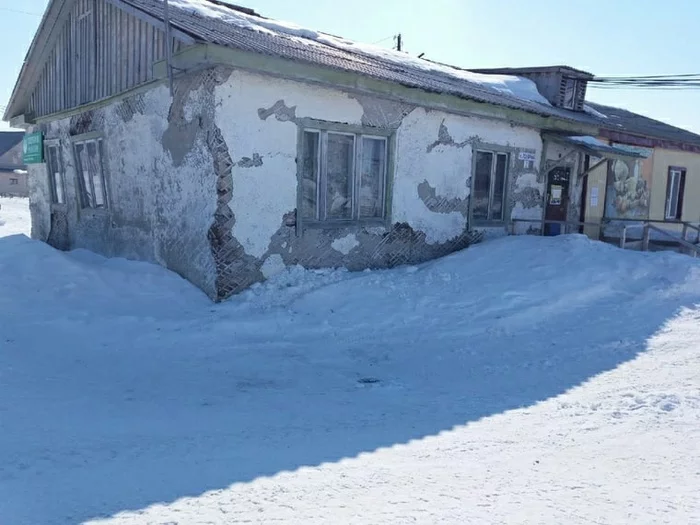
[2,0,72,123]
[544,133,646,161]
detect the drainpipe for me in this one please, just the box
[163,0,174,96]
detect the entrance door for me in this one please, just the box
[544,167,571,236]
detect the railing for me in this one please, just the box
[509,219,602,235]
[508,217,700,258]
[613,219,700,255]
[607,217,700,244]
[641,224,700,258]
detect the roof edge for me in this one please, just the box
[3,0,71,122]
[470,65,594,79]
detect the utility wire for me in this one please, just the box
[371,35,394,45]
[595,73,700,80]
[0,6,42,16]
[589,74,700,89]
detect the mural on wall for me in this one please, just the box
[605,144,653,219]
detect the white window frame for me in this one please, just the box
[44,141,66,205]
[72,135,108,210]
[471,149,510,224]
[665,167,686,220]
[297,121,392,229]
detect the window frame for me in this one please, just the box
[44,139,66,206]
[71,132,109,211]
[296,119,394,233]
[470,144,512,226]
[665,166,686,220]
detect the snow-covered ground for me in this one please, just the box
[1,205,699,524]
[0,196,30,238]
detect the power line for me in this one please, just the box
[595,73,700,80]
[589,73,700,89]
[0,6,42,16]
[371,35,394,45]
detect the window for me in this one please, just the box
[300,127,388,223]
[472,150,509,222]
[73,138,108,209]
[9,178,18,185]
[665,167,686,220]
[45,143,66,204]
[561,78,578,110]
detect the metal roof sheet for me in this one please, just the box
[123,0,606,127]
[587,102,700,148]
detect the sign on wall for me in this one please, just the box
[23,132,44,164]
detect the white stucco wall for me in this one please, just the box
[29,85,219,296]
[214,70,543,254]
[395,108,542,243]
[215,70,366,259]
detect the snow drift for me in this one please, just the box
[0,229,699,524]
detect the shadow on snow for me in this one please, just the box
[0,234,698,524]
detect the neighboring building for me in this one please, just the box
[581,103,700,242]
[0,132,28,197]
[0,0,661,299]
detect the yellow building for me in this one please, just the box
[582,103,700,243]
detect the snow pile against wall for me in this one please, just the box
[1,233,699,524]
[28,84,219,297]
[169,0,550,106]
[27,62,545,299]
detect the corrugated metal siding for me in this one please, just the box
[28,0,182,118]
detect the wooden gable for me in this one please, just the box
[17,0,193,121]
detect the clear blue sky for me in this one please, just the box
[2,0,699,133]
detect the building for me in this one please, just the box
[0,0,666,299]
[581,103,700,243]
[0,132,28,197]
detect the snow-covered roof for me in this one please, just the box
[123,0,604,126]
[168,0,550,105]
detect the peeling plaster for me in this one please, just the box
[236,153,263,168]
[349,93,415,128]
[426,120,472,153]
[258,100,297,122]
[216,70,365,260]
[28,65,547,302]
[31,82,219,297]
[261,253,286,278]
[514,172,540,190]
[331,233,360,255]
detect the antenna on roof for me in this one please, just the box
[394,33,403,52]
[418,53,425,59]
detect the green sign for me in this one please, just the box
[23,132,44,164]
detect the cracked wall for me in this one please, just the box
[28,78,219,298]
[209,70,542,297]
[27,66,545,301]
